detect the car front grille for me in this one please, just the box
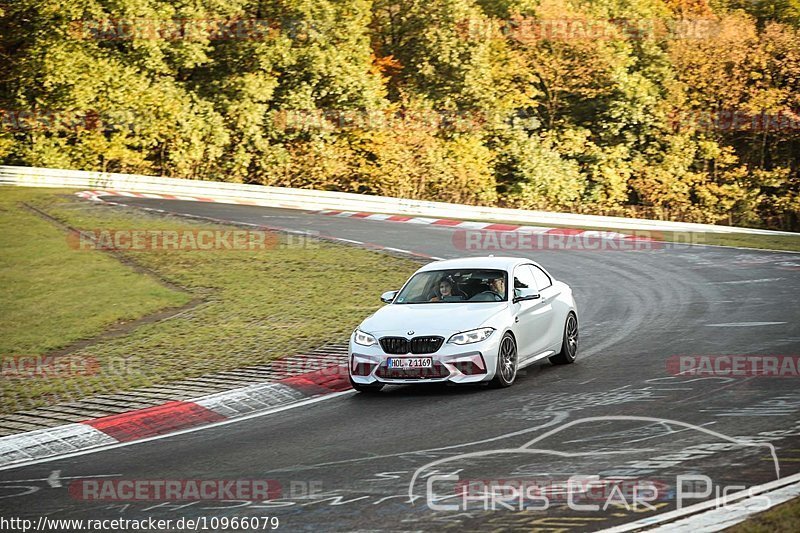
[375,361,450,380]
[379,336,444,354]
[379,337,409,354]
[410,336,444,354]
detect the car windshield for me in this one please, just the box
[393,269,508,304]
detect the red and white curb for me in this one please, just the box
[0,365,350,469]
[75,190,658,245]
[317,209,657,242]
[77,190,235,204]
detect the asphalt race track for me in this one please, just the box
[2,197,800,532]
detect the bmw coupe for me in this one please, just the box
[349,256,578,391]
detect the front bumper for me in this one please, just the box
[349,331,502,385]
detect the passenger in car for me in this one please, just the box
[430,279,455,302]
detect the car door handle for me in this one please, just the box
[515,316,519,323]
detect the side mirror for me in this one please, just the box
[513,288,541,303]
[381,290,399,304]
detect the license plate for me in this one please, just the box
[387,357,433,370]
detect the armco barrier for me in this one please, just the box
[1,165,796,236]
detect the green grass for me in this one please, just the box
[727,497,800,532]
[0,187,418,413]
[0,187,189,355]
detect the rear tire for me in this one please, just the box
[490,333,518,388]
[350,377,384,393]
[549,312,578,365]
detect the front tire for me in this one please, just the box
[350,377,384,393]
[490,333,518,388]
[550,312,578,365]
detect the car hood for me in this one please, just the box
[360,302,508,335]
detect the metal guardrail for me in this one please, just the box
[1,165,796,236]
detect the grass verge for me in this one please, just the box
[0,187,418,414]
[0,187,189,356]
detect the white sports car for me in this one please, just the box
[349,256,578,392]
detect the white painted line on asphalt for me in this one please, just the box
[705,322,787,327]
[713,278,784,284]
[653,241,800,255]
[0,390,354,472]
[601,471,800,533]
[0,472,121,485]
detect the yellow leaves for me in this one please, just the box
[664,0,715,18]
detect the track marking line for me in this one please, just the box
[705,322,787,327]
[713,278,784,284]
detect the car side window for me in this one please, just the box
[529,265,552,290]
[513,265,537,292]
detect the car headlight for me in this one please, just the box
[353,329,377,346]
[447,327,495,345]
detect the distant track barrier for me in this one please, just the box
[1,165,795,236]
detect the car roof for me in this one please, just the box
[417,256,533,272]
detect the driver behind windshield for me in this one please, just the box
[489,275,505,298]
